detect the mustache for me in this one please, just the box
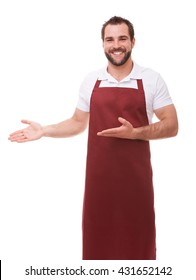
[109,47,126,53]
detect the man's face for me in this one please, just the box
[103,23,135,66]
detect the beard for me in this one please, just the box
[105,48,132,66]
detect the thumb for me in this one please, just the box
[118,117,129,125]
[21,119,32,125]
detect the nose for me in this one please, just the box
[113,39,120,49]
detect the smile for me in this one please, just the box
[113,51,123,55]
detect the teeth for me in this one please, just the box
[113,52,122,55]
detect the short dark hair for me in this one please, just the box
[101,16,135,41]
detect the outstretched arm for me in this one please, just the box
[9,108,89,143]
[97,104,178,141]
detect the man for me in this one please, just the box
[9,16,178,260]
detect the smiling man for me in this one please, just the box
[9,16,178,260]
[104,21,134,68]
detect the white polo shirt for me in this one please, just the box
[76,62,173,123]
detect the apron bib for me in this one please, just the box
[82,79,156,260]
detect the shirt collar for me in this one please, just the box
[98,62,142,82]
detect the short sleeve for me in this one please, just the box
[76,72,98,112]
[153,74,173,110]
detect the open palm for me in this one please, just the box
[9,120,44,143]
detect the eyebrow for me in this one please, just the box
[119,35,129,40]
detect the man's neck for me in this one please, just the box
[107,59,134,82]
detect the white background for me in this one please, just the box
[0,0,195,279]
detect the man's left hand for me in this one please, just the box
[97,117,134,139]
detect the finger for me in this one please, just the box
[15,138,29,143]
[10,137,29,143]
[97,132,117,137]
[9,130,27,140]
[118,117,130,126]
[97,127,120,136]
[9,129,25,137]
[9,136,27,142]
[21,119,32,125]
[9,120,32,137]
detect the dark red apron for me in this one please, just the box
[82,79,156,260]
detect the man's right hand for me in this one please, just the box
[8,120,44,143]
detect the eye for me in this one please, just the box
[105,37,113,42]
[119,37,127,41]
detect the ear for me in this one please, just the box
[131,38,135,48]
